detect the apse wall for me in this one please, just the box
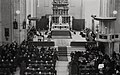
[36,0,85,19]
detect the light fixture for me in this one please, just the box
[113,10,117,15]
[16,10,20,14]
[105,27,107,29]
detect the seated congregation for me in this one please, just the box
[68,44,120,75]
[0,41,58,75]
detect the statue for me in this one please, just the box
[49,16,52,30]
[59,16,62,24]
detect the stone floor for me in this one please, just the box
[56,61,69,75]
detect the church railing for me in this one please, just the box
[96,33,120,42]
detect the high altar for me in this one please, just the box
[49,0,73,31]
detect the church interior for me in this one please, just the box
[1,0,120,75]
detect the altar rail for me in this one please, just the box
[29,41,55,46]
[70,41,96,46]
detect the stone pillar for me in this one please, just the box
[100,0,110,17]
[0,0,2,45]
[114,42,119,53]
[31,0,37,27]
[109,43,114,56]
[80,0,85,19]
[19,0,27,44]
[92,19,94,32]
[26,0,31,27]
[12,0,20,44]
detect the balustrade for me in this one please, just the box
[96,33,120,42]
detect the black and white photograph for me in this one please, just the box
[0,0,120,75]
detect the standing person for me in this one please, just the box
[22,19,26,29]
[70,60,79,75]
[20,61,26,75]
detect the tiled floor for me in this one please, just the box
[56,61,69,75]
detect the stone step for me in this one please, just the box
[58,52,66,54]
[58,51,67,53]
[57,46,86,56]
[58,53,68,56]
[67,46,86,55]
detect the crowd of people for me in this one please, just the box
[80,28,96,41]
[0,40,58,75]
[0,41,19,75]
[19,41,58,75]
[68,43,120,75]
